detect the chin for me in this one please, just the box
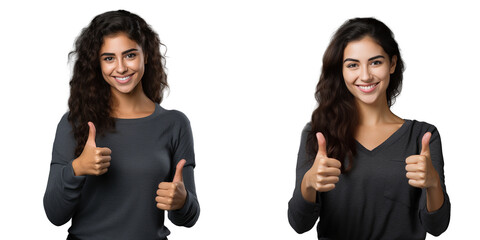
[110,84,135,94]
[356,93,387,106]
[112,80,142,94]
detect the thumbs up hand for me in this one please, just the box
[302,133,342,202]
[156,159,187,210]
[72,122,112,176]
[405,132,440,189]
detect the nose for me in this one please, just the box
[359,65,373,82]
[116,59,128,74]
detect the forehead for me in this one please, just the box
[100,32,142,53]
[343,36,387,59]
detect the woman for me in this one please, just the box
[287,18,450,239]
[43,10,200,239]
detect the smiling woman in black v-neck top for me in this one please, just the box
[288,18,450,240]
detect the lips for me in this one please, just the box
[114,74,133,84]
[356,82,379,93]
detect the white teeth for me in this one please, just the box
[358,83,377,90]
[116,76,130,81]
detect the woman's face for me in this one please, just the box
[342,36,397,106]
[99,32,146,96]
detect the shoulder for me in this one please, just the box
[407,119,440,136]
[404,119,442,147]
[299,122,312,144]
[302,122,312,133]
[156,105,192,127]
[56,111,73,135]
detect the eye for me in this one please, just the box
[126,53,137,59]
[371,60,383,66]
[346,63,358,68]
[103,56,114,62]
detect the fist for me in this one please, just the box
[72,122,112,176]
[305,132,342,192]
[156,159,187,210]
[405,132,440,189]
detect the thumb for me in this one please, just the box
[421,132,431,156]
[86,122,96,147]
[316,132,328,158]
[173,159,186,183]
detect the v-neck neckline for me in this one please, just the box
[355,119,411,155]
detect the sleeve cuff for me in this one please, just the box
[62,160,86,190]
[172,190,194,216]
[420,191,451,236]
[290,188,321,215]
[168,189,200,227]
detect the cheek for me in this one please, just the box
[342,70,356,85]
[375,66,392,80]
[375,69,391,90]
[379,72,391,85]
[128,60,145,73]
[135,64,145,80]
[100,64,114,77]
[342,76,356,95]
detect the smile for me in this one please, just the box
[356,82,379,93]
[114,74,133,84]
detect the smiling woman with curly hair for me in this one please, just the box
[43,10,200,240]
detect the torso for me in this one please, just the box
[53,104,196,239]
[317,119,436,239]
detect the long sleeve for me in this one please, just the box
[43,113,86,226]
[288,124,321,233]
[168,111,200,227]
[418,125,451,235]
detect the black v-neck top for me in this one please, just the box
[288,120,450,239]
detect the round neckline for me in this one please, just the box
[114,104,161,124]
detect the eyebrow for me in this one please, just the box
[343,55,385,63]
[100,48,139,57]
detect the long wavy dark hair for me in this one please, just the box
[68,10,168,157]
[306,18,405,172]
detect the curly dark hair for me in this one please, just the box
[68,10,168,157]
[306,17,405,172]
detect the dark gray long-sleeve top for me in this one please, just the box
[44,104,200,240]
[288,120,450,239]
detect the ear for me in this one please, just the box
[144,54,148,64]
[389,55,397,74]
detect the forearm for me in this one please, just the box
[168,166,200,227]
[72,157,82,176]
[426,174,444,212]
[168,190,200,227]
[44,161,85,226]
[418,127,450,236]
[301,173,316,203]
[289,166,321,233]
[288,183,321,234]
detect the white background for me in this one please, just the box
[1,0,478,239]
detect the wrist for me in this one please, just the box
[427,171,441,190]
[302,171,313,190]
[301,172,316,203]
[72,158,83,176]
[425,172,444,212]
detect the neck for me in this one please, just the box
[356,97,400,126]
[110,83,154,117]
